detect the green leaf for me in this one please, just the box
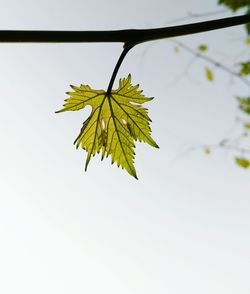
[237,96,250,114]
[204,148,211,155]
[245,38,250,45]
[239,61,250,76]
[246,8,250,35]
[205,67,214,81]
[218,0,250,12]
[235,156,250,168]
[247,21,250,35]
[174,47,179,53]
[198,44,208,52]
[56,74,159,179]
[244,123,250,129]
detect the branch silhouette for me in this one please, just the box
[0,15,249,92]
[0,15,249,44]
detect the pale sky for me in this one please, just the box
[0,1,249,293]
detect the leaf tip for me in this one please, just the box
[55,109,64,113]
[129,168,138,180]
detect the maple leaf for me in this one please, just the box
[56,74,158,179]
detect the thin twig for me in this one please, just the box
[170,39,250,87]
[190,142,250,154]
[164,9,228,25]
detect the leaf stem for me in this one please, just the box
[107,43,134,94]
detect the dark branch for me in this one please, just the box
[0,15,249,44]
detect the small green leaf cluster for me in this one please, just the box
[235,157,250,168]
[198,44,208,52]
[219,0,250,11]
[235,97,250,169]
[218,0,250,169]
[237,96,250,114]
[239,61,250,75]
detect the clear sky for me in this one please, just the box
[0,1,249,293]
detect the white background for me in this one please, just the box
[0,1,249,293]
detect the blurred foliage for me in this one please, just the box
[198,44,208,52]
[172,2,250,169]
[205,67,214,81]
[204,148,212,155]
[174,46,180,53]
[218,0,250,168]
[235,157,250,168]
[244,123,250,129]
[239,61,250,75]
[218,0,250,11]
[237,97,250,114]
